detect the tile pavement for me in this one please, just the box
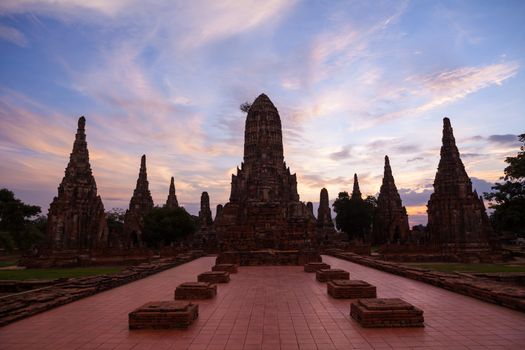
[0,255,524,349]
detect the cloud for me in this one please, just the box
[329,146,352,160]
[411,62,519,111]
[471,177,494,195]
[0,24,27,46]
[0,0,133,18]
[487,134,520,146]
[398,188,433,207]
[407,157,424,163]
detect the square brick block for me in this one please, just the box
[316,269,350,282]
[128,301,198,329]
[197,271,230,283]
[212,263,238,273]
[174,282,217,300]
[304,262,331,272]
[350,298,424,328]
[327,280,377,299]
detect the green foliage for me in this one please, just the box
[0,188,44,251]
[484,134,525,235]
[0,266,123,281]
[142,206,196,248]
[106,208,125,234]
[333,192,376,242]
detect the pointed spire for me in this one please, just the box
[434,117,471,194]
[382,155,395,187]
[373,155,409,245]
[352,173,362,200]
[128,155,154,211]
[199,191,213,227]
[165,176,179,208]
[317,188,333,227]
[48,115,108,250]
[243,93,284,166]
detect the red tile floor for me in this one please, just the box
[1,255,524,349]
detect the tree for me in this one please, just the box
[240,102,251,113]
[333,192,376,242]
[484,134,525,235]
[0,188,44,251]
[142,206,196,248]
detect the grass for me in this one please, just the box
[405,263,525,274]
[0,266,123,281]
[0,261,16,268]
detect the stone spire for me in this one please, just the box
[427,118,494,251]
[165,176,179,208]
[215,204,223,222]
[215,93,316,250]
[351,173,362,200]
[123,155,154,246]
[317,188,333,227]
[372,155,410,245]
[47,116,108,251]
[306,202,315,220]
[199,192,213,227]
[243,93,284,166]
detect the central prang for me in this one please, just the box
[214,94,317,252]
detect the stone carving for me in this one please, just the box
[46,116,108,251]
[165,176,179,208]
[123,155,154,247]
[214,94,316,250]
[198,192,213,228]
[372,156,410,245]
[427,118,495,253]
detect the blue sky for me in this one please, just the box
[1,0,524,226]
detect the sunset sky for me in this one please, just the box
[1,1,524,226]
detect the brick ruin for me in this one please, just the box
[372,156,410,245]
[427,118,496,255]
[214,94,317,252]
[165,176,179,208]
[198,192,213,228]
[123,155,154,247]
[46,116,108,251]
[352,173,362,200]
[316,188,338,242]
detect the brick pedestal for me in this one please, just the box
[350,298,424,328]
[175,282,216,300]
[129,301,198,329]
[304,262,330,272]
[197,271,230,283]
[327,280,377,299]
[212,264,238,273]
[316,269,350,282]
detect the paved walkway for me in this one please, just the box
[1,256,524,350]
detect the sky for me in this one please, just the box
[0,0,524,227]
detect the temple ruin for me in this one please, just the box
[165,177,179,208]
[427,118,495,254]
[46,116,108,251]
[372,156,410,245]
[123,155,154,247]
[214,94,317,252]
